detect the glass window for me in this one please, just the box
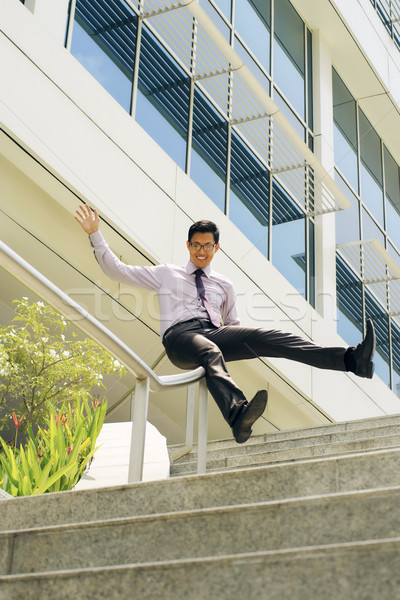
[365,291,390,385]
[336,255,363,344]
[199,0,231,40]
[334,170,360,244]
[234,39,271,92]
[235,0,271,72]
[388,242,400,267]
[213,0,231,21]
[384,146,400,250]
[308,220,315,306]
[229,131,269,259]
[272,179,306,296]
[332,69,358,192]
[273,90,305,140]
[136,25,190,170]
[71,0,137,113]
[191,87,228,211]
[307,28,313,130]
[360,110,384,226]
[392,319,400,397]
[362,209,384,246]
[274,0,305,119]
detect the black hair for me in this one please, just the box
[188,220,220,244]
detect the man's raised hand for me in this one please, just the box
[75,204,100,235]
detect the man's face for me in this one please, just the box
[187,232,220,269]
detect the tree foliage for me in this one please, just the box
[0,298,125,440]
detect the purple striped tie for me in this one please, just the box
[194,269,220,328]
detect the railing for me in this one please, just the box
[0,240,207,482]
[369,0,400,49]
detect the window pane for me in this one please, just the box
[362,209,384,246]
[71,0,136,112]
[309,220,315,306]
[274,90,305,139]
[272,179,306,296]
[235,0,271,72]
[214,0,231,21]
[334,171,359,244]
[392,319,400,397]
[191,88,228,211]
[359,110,384,225]
[384,146,400,249]
[229,131,269,258]
[136,25,189,169]
[388,243,400,267]
[365,291,390,385]
[336,255,363,343]
[235,39,271,91]
[307,28,313,130]
[274,0,305,118]
[332,69,358,192]
[199,0,231,40]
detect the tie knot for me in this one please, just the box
[194,269,204,277]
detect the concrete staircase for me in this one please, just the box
[1,413,400,599]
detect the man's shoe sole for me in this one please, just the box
[233,390,268,444]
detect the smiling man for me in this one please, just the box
[76,205,376,444]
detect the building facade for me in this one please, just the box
[1,0,399,442]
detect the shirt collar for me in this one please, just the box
[186,260,212,278]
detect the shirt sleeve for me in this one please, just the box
[220,280,240,326]
[88,230,162,291]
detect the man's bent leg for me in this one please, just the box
[163,325,247,426]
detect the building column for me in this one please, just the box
[24,0,70,46]
[312,30,338,325]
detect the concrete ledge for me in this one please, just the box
[74,421,170,491]
[0,488,13,501]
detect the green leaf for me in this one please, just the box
[35,462,76,495]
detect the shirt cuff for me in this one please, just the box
[88,230,103,245]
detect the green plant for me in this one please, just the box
[0,298,125,441]
[0,396,107,496]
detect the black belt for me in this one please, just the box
[163,318,212,341]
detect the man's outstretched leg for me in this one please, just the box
[207,319,376,379]
[343,319,376,378]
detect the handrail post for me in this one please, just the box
[185,384,196,448]
[128,377,150,483]
[197,378,208,474]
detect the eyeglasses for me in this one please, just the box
[189,242,217,252]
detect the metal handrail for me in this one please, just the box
[0,240,207,482]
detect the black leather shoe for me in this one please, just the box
[348,318,376,379]
[232,390,268,444]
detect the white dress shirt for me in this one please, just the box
[89,231,240,336]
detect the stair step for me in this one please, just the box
[1,537,400,600]
[171,423,400,464]
[170,433,400,475]
[2,413,400,599]
[2,447,400,533]
[168,413,400,455]
[2,485,400,576]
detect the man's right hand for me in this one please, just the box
[75,204,100,235]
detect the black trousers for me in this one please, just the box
[162,319,347,427]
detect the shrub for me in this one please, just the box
[0,298,125,442]
[0,396,107,496]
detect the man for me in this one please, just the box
[75,205,376,444]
